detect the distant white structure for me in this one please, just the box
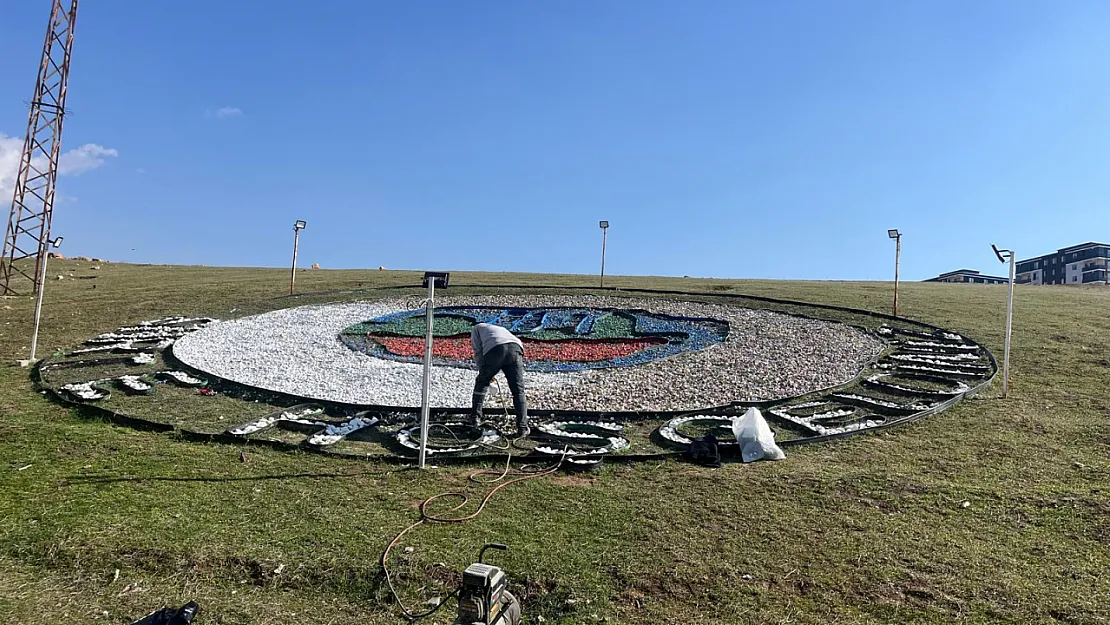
[927,241,1110,286]
[924,269,1007,284]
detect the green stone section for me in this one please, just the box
[589,312,637,338]
[343,314,474,337]
[526,329,572,340]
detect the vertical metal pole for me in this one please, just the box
[893,234,901,317]
[1002,251,1015,397]
[28,245,51,361]
[289,228,300,295]
[600,227,607,288]
[418,278,435,469]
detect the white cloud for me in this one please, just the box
[0,132,119,196]
[205,106,243,119]
[0,133,21,197]
[58,143,119,176]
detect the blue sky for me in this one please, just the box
[2,1,1109,280]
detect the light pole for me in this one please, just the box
[599,220,609,288]
[992,244,1016,397]
[418,272,449,470]
[290,220,306,295]
[887,229,901,316]
[28,236,63,362]
[418,277,435,470]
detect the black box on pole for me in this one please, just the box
[422,271,450,289]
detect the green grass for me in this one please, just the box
[1,261,1108,624]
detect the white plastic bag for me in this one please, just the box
[732,407,786,462]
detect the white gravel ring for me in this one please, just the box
[172,295,885,412]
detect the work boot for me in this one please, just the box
[516,420,531,439]
[468,412,482,429]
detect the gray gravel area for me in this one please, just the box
[172,295,885,412]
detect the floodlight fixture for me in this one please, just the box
[290,220,307,295]
[991,243,1010,264]
[991,243,1016,397]
[599,221,609,288]
[888,229,902,316]
[422,271,450,289]
[29,232,64,361]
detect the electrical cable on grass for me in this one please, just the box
[379,453,566,620]
[380,377,565,621]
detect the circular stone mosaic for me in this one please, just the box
[171,295,887,412]
[35,288,998,462]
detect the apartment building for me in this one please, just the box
[1015,242,1110,285]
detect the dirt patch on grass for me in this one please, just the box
[605,563,710,606]
[550,474,596,487]
[514,575,585,621]
[1047,606,1108,624]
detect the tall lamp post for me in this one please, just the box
[599,220,609,288]
[290,220,306,295]
[887,229,901,316]
[28,236,63,362]
[992,244,1016,397]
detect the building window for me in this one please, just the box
[1072,264,1077,270]
[1073,276,1078,282]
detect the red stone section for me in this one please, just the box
[371,335,667,362]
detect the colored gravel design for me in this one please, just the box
[372,335,667,362]
[340,306,728,372]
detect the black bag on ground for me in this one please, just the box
[129,601,199,625]
[688,433,721,467]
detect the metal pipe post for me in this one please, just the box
[418,278,435,469]
[28,242,51,361]
[289,227,301,295]
[600,227,607,288]
[1002,251,1015,397]
[893,234,901,316]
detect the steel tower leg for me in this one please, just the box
[0,0,79,296]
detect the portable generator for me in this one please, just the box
[455,544,521,625]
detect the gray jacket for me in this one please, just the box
[470,323,523,363]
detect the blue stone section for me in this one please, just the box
[342,306,729,372]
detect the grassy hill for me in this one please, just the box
[1,261,1107,624]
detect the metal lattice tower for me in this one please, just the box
[0,0,79,296]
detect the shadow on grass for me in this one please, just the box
[59,467,411,486]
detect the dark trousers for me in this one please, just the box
[472,343,528,427]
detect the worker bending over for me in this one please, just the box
[470,322,529,437]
